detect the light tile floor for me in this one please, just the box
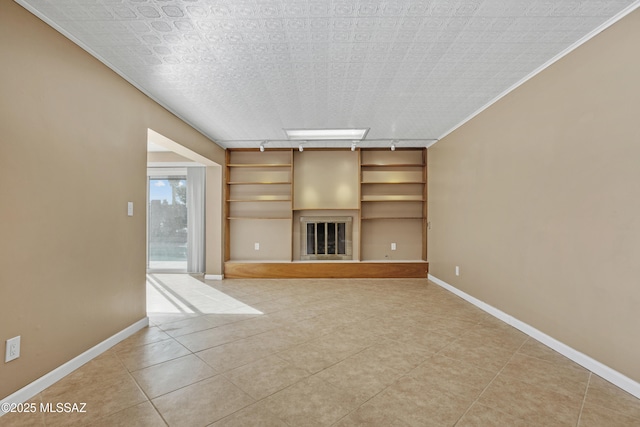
[3,275,640,426]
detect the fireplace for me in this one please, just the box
[300,216,353,260]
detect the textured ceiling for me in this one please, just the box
[18,0,639,149]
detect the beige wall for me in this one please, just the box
[230,220,292,261]
[428,10,640,382]
[361,219,422,261]
[0,2,224,399]
[147,152,193,163]
[293,150,359,210]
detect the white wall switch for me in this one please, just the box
[254,242,260,251]
[5,336,20,363]
[127,202,134,216]
[391,243,397,251]
[455,266,460,276]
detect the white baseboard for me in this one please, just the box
[428,274,640,399]
[0,317,149,416]
[204,274,224,280]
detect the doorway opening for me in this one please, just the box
[146,128,223,278]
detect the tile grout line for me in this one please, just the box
[334,314,488,424]
[119,337,193,374]
[328,339,441,427]
[165,302,352,352]
[83,351,171,427]
[452,336,531,426]
[223,329,400,426]
[123,335,191,427]
[191,318,352,375]
[135,336,256,427]
[126,369,171,427]
[122,328,215,426]
[575,372,592,427]
[331,311,490,425]
[169,298,376,419]
[201,320,353,426]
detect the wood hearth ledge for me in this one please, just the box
[223,261,429,279]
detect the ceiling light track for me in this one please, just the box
[232,138,439,151]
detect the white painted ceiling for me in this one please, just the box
[18,0,639,149]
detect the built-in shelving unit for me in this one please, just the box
[225,150,293,261]
[224,148,428,276]
[360,149,427,261]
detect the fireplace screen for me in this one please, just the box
[300,216,352,260]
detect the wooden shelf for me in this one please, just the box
[361,163,424,167]
[361,216,423,220]
[361,181,425,184]
[227,163,291,168]
[227,197,291,202]
[361,195,424,202]
[228,181,291,185]
[228,217,292,220]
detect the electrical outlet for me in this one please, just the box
[127,201,134,216]
[455,266,460,276]
[391,243,397,251]
[254,242,260,251]
[5,336,20,363]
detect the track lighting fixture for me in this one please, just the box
[391,142,396,151]
[351,142,356,151]
[259,141,265,152]
[299,144,304,152]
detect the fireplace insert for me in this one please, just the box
[300,216,353,260]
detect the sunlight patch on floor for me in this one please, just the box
[146,274,263,315]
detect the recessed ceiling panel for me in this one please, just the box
[17,0,639,148]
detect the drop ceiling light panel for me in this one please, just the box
[17,0,639,148]
[284,128,369,140]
